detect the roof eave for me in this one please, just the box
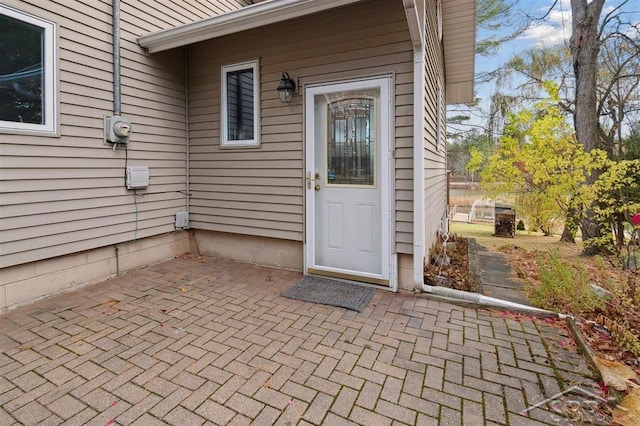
[442,0,476,104]
[138,0,364,54]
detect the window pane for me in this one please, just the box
[0,13,44,124]
[226,69,254,141]
[327,98,375,186]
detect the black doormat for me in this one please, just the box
[282,275,375,312]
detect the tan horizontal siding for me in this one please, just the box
[2,198,185,235]
[193,192,300,206]
[0,144,186,161]
[1,192,181,216]
[121,0,249,33]
[1,0,243,268]
[195,198,302,214]
[422,0,447,253]
[191,168,301,178]
[188,0,413,243]
[3,216,173,251]
[1,225,174,269]
[1,184,186,205]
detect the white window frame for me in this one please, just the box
[0,5,57,134]
[220,60,260,148]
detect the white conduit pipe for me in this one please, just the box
[415,282,572,319]
[112,0,121,116]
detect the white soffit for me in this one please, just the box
[441,0,476,104]
[138,0,364,53]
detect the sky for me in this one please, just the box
[455,0,640,138]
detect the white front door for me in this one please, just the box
[305,77,391,286]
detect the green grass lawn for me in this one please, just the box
[449,221,582,254]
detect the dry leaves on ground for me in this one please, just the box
[595,357,639,392]
[613,387,640,426]
[423,236,476,292]
[498,243,640,424]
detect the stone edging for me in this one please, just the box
[466,237,484,294]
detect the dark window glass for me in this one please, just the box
[0,13,44,124]
[226,69,254,141]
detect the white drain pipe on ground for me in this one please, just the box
[415,282,571,319]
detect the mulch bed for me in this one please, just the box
[423,235,480,292]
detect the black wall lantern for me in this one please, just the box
[277,72,296,103]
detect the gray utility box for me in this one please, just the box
[494,203,516,238]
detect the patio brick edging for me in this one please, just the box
[467,238,483,294]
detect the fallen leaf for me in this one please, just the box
[180,288,187,293]
[598,381,609,394]
[613,387,640,426]
[595,357,639,391]
[103,300,117,308]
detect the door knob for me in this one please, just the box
[315,184,321,191]
[306,172,321,188]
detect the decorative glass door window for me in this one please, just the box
[326,98,375,186]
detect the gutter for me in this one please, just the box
[403,0,424,51]
[138,0,364,53]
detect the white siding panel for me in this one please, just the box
[188,0,413,245]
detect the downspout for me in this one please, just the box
[403,0,426,290]
[403,1,569,319]
[112,0,121,115]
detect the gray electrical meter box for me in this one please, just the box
[105,116,132,144]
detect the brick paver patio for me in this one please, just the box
[0,255,597,425]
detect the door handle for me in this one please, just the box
[315,184,321,191]
[306,172,321,188]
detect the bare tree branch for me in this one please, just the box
[524,0,560,22]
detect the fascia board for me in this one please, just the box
[138,0,364,53]
[442,0,476,104]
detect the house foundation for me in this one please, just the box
[192,230,303,272]
[0,232,190,311]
